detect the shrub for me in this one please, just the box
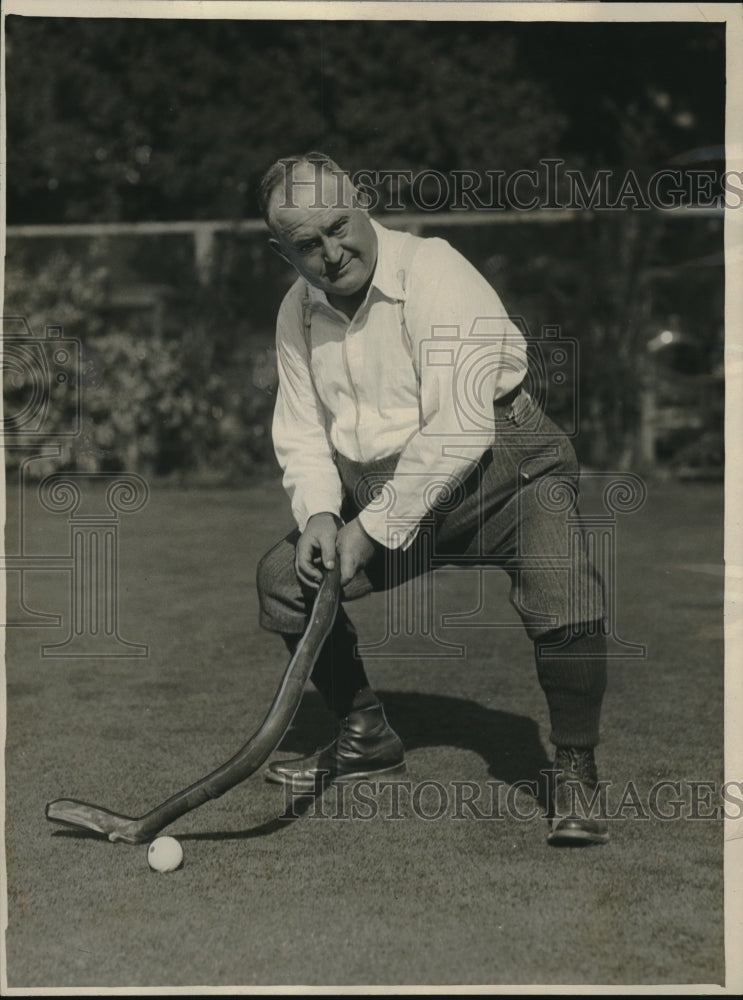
[4,241,278,482]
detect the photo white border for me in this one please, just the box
[1,1,740,995]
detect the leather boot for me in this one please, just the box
[547,746,609,846]
[266,703,405,792]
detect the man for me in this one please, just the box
[256,151,609,846]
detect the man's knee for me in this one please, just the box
[256,531,306,634]
[256,531,299,596]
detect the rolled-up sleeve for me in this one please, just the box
[272,289,343,531]
[358,239,528,549]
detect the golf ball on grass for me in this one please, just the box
[147,836,183,872]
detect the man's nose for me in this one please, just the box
[321,237,343,265]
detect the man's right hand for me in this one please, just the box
[295,512,341,588]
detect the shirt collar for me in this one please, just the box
[305,217,406,308]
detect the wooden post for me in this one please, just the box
[194,225,216,285]
[637,372,657,469]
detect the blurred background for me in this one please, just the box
[3,16,725,483]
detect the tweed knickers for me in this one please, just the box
[257,390,605,642]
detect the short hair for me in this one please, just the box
[257,151,353,228]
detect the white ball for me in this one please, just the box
[147,836,183,872]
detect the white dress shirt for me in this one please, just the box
[272,218,528,549]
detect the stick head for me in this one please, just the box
[46,799,147,844]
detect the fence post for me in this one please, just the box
[194,225,216,284]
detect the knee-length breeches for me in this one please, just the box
[257,390,605,642]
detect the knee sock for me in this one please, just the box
[281,608,378,719]
[534,622,607,748]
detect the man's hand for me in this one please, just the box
[336,517,377,587]
[296,512,340,588]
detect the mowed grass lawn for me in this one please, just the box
[4,474,725,989]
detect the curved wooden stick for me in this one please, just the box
[46,564,341,844]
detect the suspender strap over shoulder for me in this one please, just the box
[396,231,424,296]
[301,284,313,354]
[396,232,424,379]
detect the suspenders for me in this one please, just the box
[300,284,314,355]
[396,232,424,381]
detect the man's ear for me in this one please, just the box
[268,238,291,264]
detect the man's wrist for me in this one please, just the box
[358,507,419,551]
[355,516,380,548]
[307,511,343,528]
[357,508,394,549]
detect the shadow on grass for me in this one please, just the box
[178,794,324,842]
[49,690,552,844]
[51,830,116,842]
[281,688,552,790]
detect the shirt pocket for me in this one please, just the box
[497,390,579,483]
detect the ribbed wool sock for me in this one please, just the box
[534,622,607,748]
[281,608,378,719]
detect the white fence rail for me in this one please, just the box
[6,207,724,284]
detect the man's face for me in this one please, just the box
[267,165,378,298]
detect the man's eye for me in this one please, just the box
[297,242,318,255]
[330,222,347,235]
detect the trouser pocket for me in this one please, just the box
[494,392,579,484]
